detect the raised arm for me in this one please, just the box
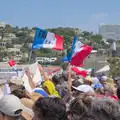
[38,64,49,81]
[25,68,36,89]
[68,66,72,93]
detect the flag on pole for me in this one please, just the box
[62,36,78,62]
[70,42,92,66]
[32,28,64,50]
[62,36,92,66]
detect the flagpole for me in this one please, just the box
[28,49,32,64]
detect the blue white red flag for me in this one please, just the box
[32,28,64,50]
[62,36,92,66]
[70,41,92,66]
[62,36,78,62]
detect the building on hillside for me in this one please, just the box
[0,42,6,47]
[7,48,20,52]
[3,33,17,41]
[99,25,120,41]
[23,53,28,58]
[99,25,120,57]
[14,44,22,49]
[0,22,6,28]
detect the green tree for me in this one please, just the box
[107,57,120,78]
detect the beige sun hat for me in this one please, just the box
[9,77,24,85]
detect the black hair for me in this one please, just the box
[33,97,68,120]
[52,75,60,85]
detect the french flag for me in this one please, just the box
[70,41,92,66]
[62,36,92,66]
[32,28,64,50]
[62,36,78,62]
[72,66,91,78]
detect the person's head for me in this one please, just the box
[52,75,60,85]
[62,73,68,82]
[79,97,120,120]
[9,82,25,93]
[100,76,108,85]
[90,98,120,120]
[110,87,117,95]
[114,76,120,88]
[84,76,92,85]
[104,87,117,97]
[11,89,30,99]
[117,80,120,87]
[0,95,23,120]
[95,88,104,95]
[72,80,81,87]
[33,97,67,120]
[68,96,93,120]
[72,85,94,98]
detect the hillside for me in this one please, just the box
[0,24,108,63]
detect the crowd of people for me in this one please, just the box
[0,64,120,120]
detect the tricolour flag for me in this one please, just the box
[70,41,92,66]
[62,36,78,62]
[62,36,92,66]
[72,67,91,78]
[32,28,64,50]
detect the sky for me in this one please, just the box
[0,0,120,33]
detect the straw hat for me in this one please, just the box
[9,77,24,85]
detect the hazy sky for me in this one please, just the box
[0,0,120,32]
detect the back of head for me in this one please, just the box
[68,96,92,120]
[33,97,67,120]
[11,89,29,99]
[52,75,60,85]
[90,98,120,120]
[9,83,25,92]
[79,97,120,120]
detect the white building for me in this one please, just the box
[14,44,22,49]
[36,57,57,63]
[0,42,6,47]
[3,33,17,41]
[7,48,20,52]
[99,25,120,41]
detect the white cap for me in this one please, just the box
[101,76,108,81]
[0,95,23,116]
[72,85,94,93]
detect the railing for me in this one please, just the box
[0,68,23,79]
